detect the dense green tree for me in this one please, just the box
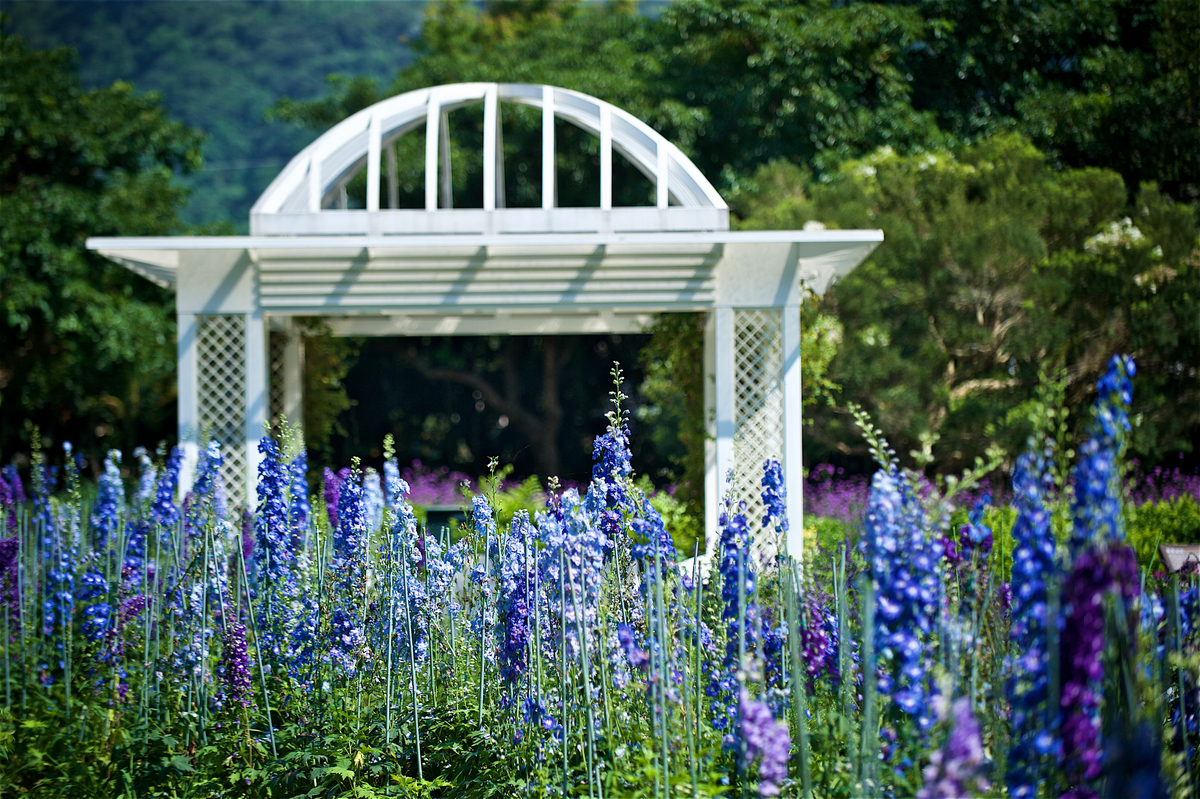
[743,135,1200,470]
[0,32,203,464]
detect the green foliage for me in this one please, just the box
[0,30,203,464]
[1127,496,1200,567]
[761,135,1200,472]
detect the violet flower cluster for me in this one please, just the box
[918,698,990,798]
[740,688,790,796]
[92,450,124,550]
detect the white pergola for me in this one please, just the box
[87,83,881,561]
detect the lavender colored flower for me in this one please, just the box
[92,450,124,551]
[1059,544,1139,794]
[363,468,384,533]
[538,489,606,662]
[323,467,350,530]
[0,537,21,630]
[221,622,253,708]
[0,475,16,533]
[617,622,650,672]
[740,688,790,796]
[918,698,990,798]
[1006,449,1061,798]
[1,464,24,504]
[789,575,839,692]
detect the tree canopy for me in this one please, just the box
[0,32,204,462]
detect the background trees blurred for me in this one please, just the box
[2,0,1197,492]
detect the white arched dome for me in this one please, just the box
[250,83,729,236]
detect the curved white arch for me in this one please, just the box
[250,83,728,235]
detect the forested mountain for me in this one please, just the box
[3,1,423,230]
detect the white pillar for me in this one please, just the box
[177,312,200,495]
[425,92,440,211]
[599,104,612,211]
[708,306,735,556]
[244,311,267,507]
[542,86,555,210]
[656,140,669,209]
[782,302,804,559]
[483,85,498,211]
[366,111,381,212]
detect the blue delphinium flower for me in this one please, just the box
[151,446,184,532]
[363,467,384,533]
[761,459,788,537]
[92,450,124,551]
[287,451,309,547]
[132,447,157,506]
[709,491,759,746]
[862,467,942,736]
[79,566,112,643]
[590,405,635,554]
[1070,355,1135,553]
[498,511,535,685]
[329,470,368,675]
[538,489,606,661]
[740,688,790,797]
[255,437,292,586]
[1006,449,1060,797]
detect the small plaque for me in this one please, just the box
[1159,544,1200,573]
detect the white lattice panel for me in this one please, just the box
[733,309,784,566]
[197,315,247,506]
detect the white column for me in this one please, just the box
[244,311,267,507]
[704,310,717,555]
[439,111,453,210]
[599,104,612,211]
[656,140,669,209]
[542,86,555,210]
[425,92,440,211]
[483,85,498,211]
[366,111,381,211]
[782,302,804,560]
[177,312,200,495]
[709,306,735,555]
[307,151,321,212]
[283,321,305,435]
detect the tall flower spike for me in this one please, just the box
[862,467,942,736]
[92,450,124,551]
[1006,449,1060,798]
[288,451,309,547]
[740,688,790,797]
[255,437,291,585]
[1070,355,1135,552]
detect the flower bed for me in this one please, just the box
[1,356,1198,798]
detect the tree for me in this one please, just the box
[0,32,204,465]
[740,135,1200,470]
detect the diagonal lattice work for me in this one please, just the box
[197,315,247,507]
[733,308,785,568]
[268,329,286,433]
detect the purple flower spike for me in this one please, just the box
[918,698,990,798]
[740,689,790,796]
[221,622,253,708]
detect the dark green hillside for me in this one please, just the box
[3,1,423,230]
